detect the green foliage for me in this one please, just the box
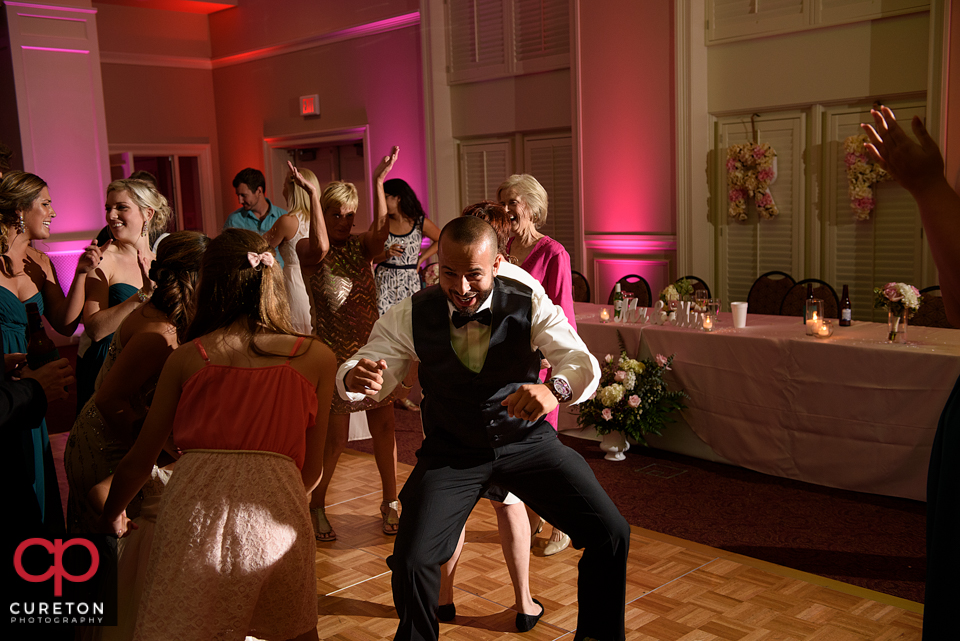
[575,331,687,446]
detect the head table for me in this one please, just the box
[564,302,960,502]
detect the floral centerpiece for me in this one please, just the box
[726,142,779,221]
[874,282,920,342]
[659,278,693,305]
[844,134,892,221]
[576,332,687,446]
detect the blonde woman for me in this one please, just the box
[264,162,324,334]
[499,173,576,556]
[76,179,170,411]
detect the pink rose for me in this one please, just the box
[628,395,640,408]
[726,158,737,171]
[604,354,613,364]
[752,146,766,159]
[882,283,902,302]
[601,408,613,421]
[728,189,744,202]
[614,370,627,383]
[756,193,772,207]
[655,354,669,367]
[844,153,858,167]
[758,168,774,182]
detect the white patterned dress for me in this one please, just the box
[375,219,423,316]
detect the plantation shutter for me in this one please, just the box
[707,0,808,43]
[817,0,929,25]
[524,134,577,265]
[513,0,570,74]
[447,0,508,83]
[718,113,805,307]
[822,104,925,322]
[459,139,512,208]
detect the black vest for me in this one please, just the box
[411,277,544,450]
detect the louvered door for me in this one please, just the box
[822,102,926,321]
[459,139,512,206]
[513,0,570,75]
[524,134,577,265]
[447,0,508,83]
[717,112,806,307]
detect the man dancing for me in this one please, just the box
[338,216,629,641]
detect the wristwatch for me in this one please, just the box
[545,376,572,403]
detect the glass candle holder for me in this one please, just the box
[815,319,834,338]
[701,310,716,332]
[599,308,610,323]
[804,299,824,335]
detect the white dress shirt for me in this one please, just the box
[336,272,599,406]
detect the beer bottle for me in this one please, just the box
[839,284,852,326]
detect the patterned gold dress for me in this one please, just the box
[64,328,156,533]
[309,233,394,414]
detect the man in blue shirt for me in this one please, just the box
[223,167,287,266]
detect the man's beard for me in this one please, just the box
[448,284,493,317]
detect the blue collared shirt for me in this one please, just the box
[222,199,288,267]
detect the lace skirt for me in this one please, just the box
[133,450,316,641]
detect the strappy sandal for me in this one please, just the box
[531,517,545,548]
[310,507,336,542]
[380,500,400,535]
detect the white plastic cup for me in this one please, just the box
[731,301,748,328]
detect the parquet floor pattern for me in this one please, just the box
[315,449,923,641]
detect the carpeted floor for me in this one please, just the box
[352,406,926,604]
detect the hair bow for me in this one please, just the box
[247,251,275,268]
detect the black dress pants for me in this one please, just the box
[387,424,630,641]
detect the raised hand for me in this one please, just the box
[374,146,400,183]
[287,160,317,195]
[76,238,110,275]
[137,249,155,299]
[861,106,945,195]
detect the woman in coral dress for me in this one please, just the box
[100,229,336,641]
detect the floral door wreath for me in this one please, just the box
[726,142,778,221]
[843,134,891,221]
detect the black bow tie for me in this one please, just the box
[451,308,492,329]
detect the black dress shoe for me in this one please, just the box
[515,599,544,632]
[437,603,456,622]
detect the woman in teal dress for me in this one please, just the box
[75,178,170,411]
[0,171,103,530]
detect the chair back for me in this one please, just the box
[571,270,591,303]
[780,279,840,318]
[747,271,795,315]
[680,275,711,299]
[607,274,651,307]
[912,286,954,328]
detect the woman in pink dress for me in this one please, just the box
[499,173,577,556]
[100,229,336,641]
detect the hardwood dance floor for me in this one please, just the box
[314,448,923,641]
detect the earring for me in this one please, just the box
[16,213,24,234]
[141,222,148,237]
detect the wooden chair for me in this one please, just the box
[680,275,711,299]
[747,271,795,315]
[912,286,954,328]
[780,279,840,319]
[571,270,591,303]
[607,274,652,308]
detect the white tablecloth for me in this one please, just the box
[570,303,960,501]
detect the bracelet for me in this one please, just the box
[137,288,151,303]
[399,380,413,390]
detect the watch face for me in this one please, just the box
[550,377,571,401]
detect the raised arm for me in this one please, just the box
[82,245,153,342]
[289,160,330,267]
[360,146,399,260]
[862,107,960,325]
[36,239,108,336]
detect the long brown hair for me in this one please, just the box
[0,171,47,276]
[186,229,300,354]
[149,231,210,343]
